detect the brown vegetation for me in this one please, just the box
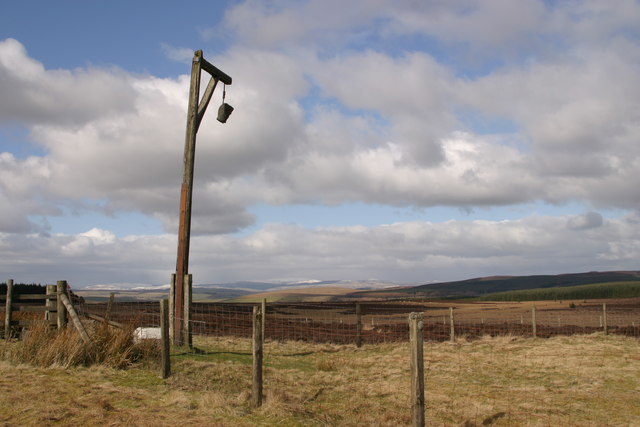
[1,321,158,369]
[1,333,639,425]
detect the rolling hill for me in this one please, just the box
[346,270,640,300]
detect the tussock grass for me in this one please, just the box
[1,333,639,425]
[2,321,158,368]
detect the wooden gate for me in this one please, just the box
[2,280,69,339]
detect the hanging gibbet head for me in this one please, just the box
[217,103,234,123]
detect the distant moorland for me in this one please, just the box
[63,270,640,303]
[345,270,640,301]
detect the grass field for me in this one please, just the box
[1,332,639,426]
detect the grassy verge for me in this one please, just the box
[1,333,639,425]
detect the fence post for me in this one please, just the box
[449,307,455,342]
[160,299,171,378]
[409,312,425,427]
[56,281,68,329]
[45,284,56,321]
[169,273,175,343]
[252,305,264,408]
[602,303,608,335]
[531,305,537,338]
[261,298,266,341]
[184,273,192,349]
[4,279,13,339]
[356,302,362,347]
[105,292,115,322]
[58,291,91,344]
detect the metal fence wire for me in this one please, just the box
[74,300,640,344]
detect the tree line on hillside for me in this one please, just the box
[477,281,640,301]
[0,282,44,294]
[0,282,85,303]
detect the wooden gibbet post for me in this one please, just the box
[531,305,537,338]
[356,302,363,348]
[160,299,171,379]
[4,279,13,339]
[56,281,68,329]
[449,307,455,342]
[173,50,232,346]
[602,303,608,335]
[173,52,201,347]
[252,305,264,408]
[184,274,193,349]
[169,273,175,342]
[409,312,425,427]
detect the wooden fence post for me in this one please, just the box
[409,312,425,427]
[105,292,115,322]
[56,281,68,329]
[58,292,91,344]
[261,298,266,341]
[449,307,455,342]
[4,279,13,339]
[252,305,264,408]
[602,303,608,335]
[531,305,537,338]
[184,273,192,349]
[45,284,56,321]
[160,299,171,379]
[169,273,175,343]
[356,302,362,348]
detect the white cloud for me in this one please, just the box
[567,212,603,230]
[1,212,638,286]
[0,38,136,125]
[2,1,640,284]
[222,0,387,49]
[387,0,548,51]
[160,44,195,63]
[0,41,309,235]
[267,131,537,207]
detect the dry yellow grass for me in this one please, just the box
[1,333,639,426]
[2,321,158,369]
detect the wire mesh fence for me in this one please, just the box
[73,299,640,344]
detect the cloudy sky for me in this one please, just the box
[1,0,640,289]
